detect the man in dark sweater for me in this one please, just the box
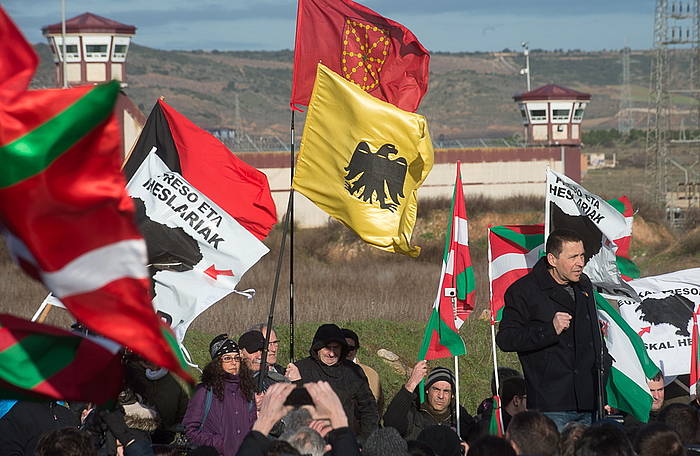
[383,362,474,440]
[496,229,610,431]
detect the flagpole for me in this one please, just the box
[289,110,296,362]
[453,354,461,440]
[258,183,293,391]
[488,232,502,414]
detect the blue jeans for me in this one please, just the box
[543,411,593,431]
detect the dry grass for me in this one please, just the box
[1,193,696,337]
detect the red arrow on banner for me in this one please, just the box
[638,326,651,337]
[204,265,234,280]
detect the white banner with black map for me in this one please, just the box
[545,169,635,297]
[614,268,700,376]
[127,150,269,342]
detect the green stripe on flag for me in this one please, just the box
[607,198,626,215]
[490,226,544,251]
[417,309,466,360]
[0,333,80,389]
[595,292,658,379]
[617,257,640,279]
[606,366,654,422]
[160,326,188,370]
[456,267,475,299]
[0,81,119,188]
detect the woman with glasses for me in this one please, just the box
[182,334,257,455]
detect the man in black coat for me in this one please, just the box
[285,323,378,442]
[383,362,474,441]
[496,229,609,431]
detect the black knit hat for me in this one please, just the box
[426,366,455,390]
[364,427,409,456]
[209,334,239,360]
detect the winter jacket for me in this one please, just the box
[382,387,474,441]
[125,360,188,429]
[0,400,79,455]
[183,375,256,456]
[293,324,378,442]
[496,257,610,413]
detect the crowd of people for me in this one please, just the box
[2,229,700,455]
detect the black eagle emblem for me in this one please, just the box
[344,141,407,212]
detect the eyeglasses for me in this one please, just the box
[221,355,241,363]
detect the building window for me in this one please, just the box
[65,44,78,54]
[573,108,585,121]
[113,44,127,55]
[529,109,546,121]
[552,109,570,121]
[85,44,108,57]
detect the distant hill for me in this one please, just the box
[32,43,664,138]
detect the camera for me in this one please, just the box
[444,288,457,298]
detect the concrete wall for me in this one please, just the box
[247,146,577,228]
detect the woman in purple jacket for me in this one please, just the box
[183,334,257,455]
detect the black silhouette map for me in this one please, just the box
[549,203,603,263]
[132,197,203,301]
[635,294,696,337]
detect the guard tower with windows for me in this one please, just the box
[514,84,591,146]
[42,12,136,87]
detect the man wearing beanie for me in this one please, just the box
[383,361,474,441]
[285,323,378,442]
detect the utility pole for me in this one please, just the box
[520,42,531,91]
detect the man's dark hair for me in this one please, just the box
[467,435,516,456]
[500,376,526,408]
[490,367,522,396]
[634,422,685,456]
[574,423,634,456]
[341,328,360,349]
[546,229,583,257]
[559,423,588,456]
[651,371,663,382]
[506,410,559,456]
[35,428,96,456]
[659,403,700,445]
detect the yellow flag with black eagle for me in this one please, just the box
[292,63,434,257]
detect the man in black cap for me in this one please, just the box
[238,330,288,392]
[285,323,378,442]
[383,361,474,441]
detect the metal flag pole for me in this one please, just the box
[451,294,461,439]
[488,229,502,427]
[61,0,68,88]
[258,183,293,391]
[289,110,296,363]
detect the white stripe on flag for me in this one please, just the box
[42,240,149,298]
[490,244,543,281]
[454,217,468,246]
[598,306,652,396]
[445,250,455,276]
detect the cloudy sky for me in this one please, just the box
[5,0,656,52]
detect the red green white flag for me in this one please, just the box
[417,164,469,362]
[487,225,545,323]
[691,313,700,396]
[0,7,192,386]
[607,196,640,281]
[488,395,505,437]
[0,314,123,403]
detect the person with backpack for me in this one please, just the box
[182,334,257,455]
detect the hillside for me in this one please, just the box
[31,44,663,138]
